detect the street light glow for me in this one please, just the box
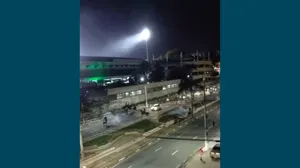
[140,28,150,41]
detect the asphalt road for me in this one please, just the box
[114,103,220,168]
[81,113,139,139]
[81,84,219,140]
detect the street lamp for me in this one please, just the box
[202,77,208,151]
[140,28,150,61]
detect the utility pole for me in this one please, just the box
[80,126,85,160]
[190,87,194,119]
[145,40,149,62]
[144,85,148,108]
[203,77,208,150]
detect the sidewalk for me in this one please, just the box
[185,143,220,168]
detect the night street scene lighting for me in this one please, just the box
[80,0,220,167]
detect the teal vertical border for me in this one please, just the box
[222,0,300,168]
[0,0,79,168]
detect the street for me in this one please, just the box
[113,103,220,168]
[81,91,219,141]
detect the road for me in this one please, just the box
[81,113,140,139]
[114,103,220,168]
[81,83,219,141]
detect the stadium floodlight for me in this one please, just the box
[140,28,151,61]
[141,28,150,41]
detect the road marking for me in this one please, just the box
[136,149,140,152]
[148,142,152,146]
[177,133,183,138]
[193,136,198,139]
[208,125,213,129]
[128,166,132,168]
[171,150,178,155]
[176,164,181,168]
[119,157,125,162]
[155,147,162,152]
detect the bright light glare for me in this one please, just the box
[140,28,150,40]
[140,76,145,82]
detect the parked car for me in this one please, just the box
[150,104,162,111]
[210,144,220,160]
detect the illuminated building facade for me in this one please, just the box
[80,56,145,83]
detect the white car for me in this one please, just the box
[210,144,220,160]
[150,104,162,111]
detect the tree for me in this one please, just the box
[177,77,204,119]
[130,61,150,83]
[166,64,196,80]
[149,61,165,82]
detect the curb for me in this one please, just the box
[81,100,220,168]
[181,145,204,168]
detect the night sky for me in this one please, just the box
[80,0,220,58]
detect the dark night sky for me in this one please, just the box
[80,0,220,58]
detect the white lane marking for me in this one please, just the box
[128,166,132,168]
[176,165,181,168]
[119,157,125,162]
[193,136,198,139]
[177,133,183,138]
[155,147,162,152]
[171,150,179,156]
[148,142,152,146]
[136,149,140,152]
[208,125,213,129]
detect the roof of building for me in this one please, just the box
[80,56,144,62]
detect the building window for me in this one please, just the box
[130,91,136,96]
[117,93,123,99]
[136,90,142,95]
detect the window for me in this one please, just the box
[125,92,129,97]
[130,91,136,96]
[117,93,123,99]
[136,90,142,95]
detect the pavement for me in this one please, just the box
[184,143,220,168]
[81,113,140,140]
[112,103,220,168]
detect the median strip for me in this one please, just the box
[81,100,220,168]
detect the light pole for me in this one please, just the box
[80,126,85,160]
[203,77,208,151]
[140,28,150,61]
[144,85,148,108]
[145,39,149,62]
